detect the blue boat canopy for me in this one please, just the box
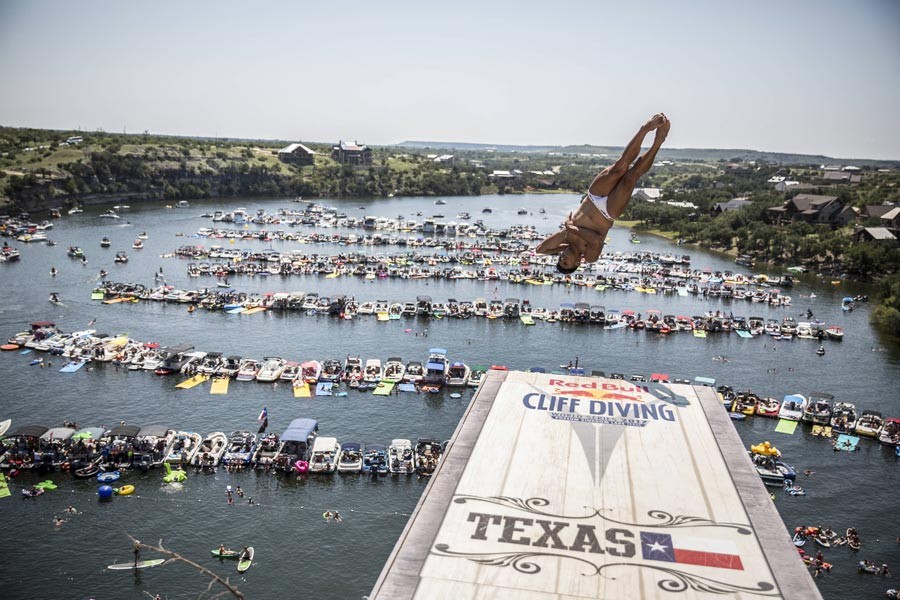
[281,418,318,442]
[428,348,448,355]
[451,362,465,367]
[783,394,805,403]
[694,376,716,386]
[341,442,361,451]
[426,362,445,371]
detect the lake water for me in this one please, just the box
[1,194,898,599]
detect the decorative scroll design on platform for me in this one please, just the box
[430,545,779,596]
[452,495,752,534]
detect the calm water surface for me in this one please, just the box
[0,194,898,599]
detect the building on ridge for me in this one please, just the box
[332,140,372,166]
[278,143,316,166]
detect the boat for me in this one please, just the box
[164,431,202,464]
[272,418,318,472]
[755,396,781,418]
[423,348,449,388]
[222,431,257,467]
[237,547,254,573]
[219,356,242,378]
[446,361,470,387]
[137,232,149,240]
[778,394,806,421]
[108,559,166,570]
[99,210,120,219]
[300,360,322,384]
[309,436,340,473]
[255,356,286,382]
[750,452,796,486]
[403,360,424,383]
[825,326,844,340]
[382,357,405,383]
[190,431,228,467]
[854,410,884,438]
[132,425,175,469]
[132,239,144,250]
[361,443,388,475]
[363,358,382,384]
[100,237,111,248]
[468,366,486,387]
[154,344,195,376]
[801,392,833,425]
[279,361,301,382]
[236,358,260,381]
[337,442,363,473]
[730,391,758,416]
[317,359,341,382]
[342,356,362,382]
[414,437,443,476]
[388,439,414,474]
[878,418,900,446]
[197,352,224,375]
[829,402,858,432]
[211,548,240,559]
[841,297,854,312]
[68,206,83,215]
[175,200,190,209]
[252,433,281,468]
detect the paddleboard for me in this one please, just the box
[242,307,266,315]
[1,344,19,351]
[59,361,86,373]
[20,349,32,355]
[376,313,389,321]
[325,272,339,279]
[693,330,707,338]
[91,291,105,300]
[237,547,254,573]
[108,559,166,570]
[102,298,128,304]
[519,315,534,325]
[210,377,229,395]
[0,473,10,499]
[226,307,246,314]
[315,382,334,396]
[30,358,43,366]
[736,330,753,338]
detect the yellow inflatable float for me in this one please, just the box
[750,441,781,457]
[115,485,135,495]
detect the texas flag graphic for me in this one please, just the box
[640,532,744,571]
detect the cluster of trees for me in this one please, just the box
[872,274,900,335]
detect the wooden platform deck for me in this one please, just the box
[370,370,821,600]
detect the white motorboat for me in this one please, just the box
[164,431,202,464]
[778,394,807,421]
[309,436,340,473]
[363,358,382,383]
[337,442,363,473]
[388,439,414,474]
[382,357,405,383]
[446,361,471,387]
[236,358,260,381]
[854,410,885,438]
[222,430,257,467]
[191,431,228,467]
[255,356,286,382]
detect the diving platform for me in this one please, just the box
[370,370,821,600]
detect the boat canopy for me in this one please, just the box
[417,437,441,445]
[162,343,193,356]
[8,425,49,438]
[72,427,106,440]
[530,367,547,373]
[416,295,432,302]
[312,436,338,452]
[783,394,805,404]
[650,373,670,382]
[694,376,716,386]
[30,321,55,329]
[40,427,76,441]
[451,362,465,368]
[341,442,361,451]
[426,362,445,371]
[366,443,386,451]
[428,348,448,356]
[391,438,412,448]
[281,418,318,442]
[387,357,403,363]
[138,425,170,438]
[108,424,141,438]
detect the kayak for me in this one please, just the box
[237,547,254,573]
[211,549,240,559]
[108,558,166,570]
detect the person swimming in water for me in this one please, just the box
[536,113,670,273]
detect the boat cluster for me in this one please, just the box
[91,282,844,341]
[0,418,447,479]
[718,386,900,482]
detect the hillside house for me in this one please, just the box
[632,187,661,202]
[331,140,372,166]
[766,193,855,227]
[712,197,753,214]
[278,143,316,166]
[853,227,897,243]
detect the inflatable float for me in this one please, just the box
[750,441,781,457]
[292,460,309,474]
[97,471,120,483]
[162,462,187,483]
[115,484,135,495]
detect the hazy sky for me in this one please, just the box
[2,0,899,159]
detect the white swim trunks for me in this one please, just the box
[587,191,614,222]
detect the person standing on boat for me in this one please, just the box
[133,540,141,566]
[536,113,670,273]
